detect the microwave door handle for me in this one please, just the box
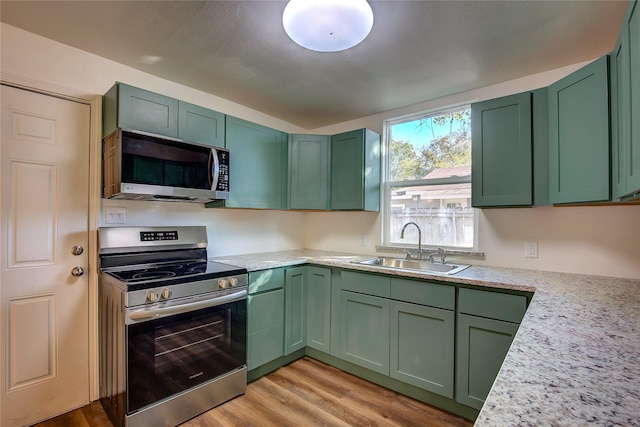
[209,148,220,191]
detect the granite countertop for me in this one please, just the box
[211,249,640,426]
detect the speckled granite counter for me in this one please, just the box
[211,249,640,426]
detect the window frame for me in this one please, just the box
[381,106,478,251]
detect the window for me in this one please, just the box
[383,107,475,250]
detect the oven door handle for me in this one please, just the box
[129,289,247,322]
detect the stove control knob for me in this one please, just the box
[146,291,159,303]
[160,289,172,299]
[229,277,238,288]
[218,279,229,289]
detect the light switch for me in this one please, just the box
[105,207,126,224]
[525,241,538,258]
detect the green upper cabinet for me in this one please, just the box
[611,23,631,200]
[177,101,225,147]
[626,0,640,198]
[288,134,330,210]
[471,92,533,207]
[103,82,179,138]
[471,90,549,207]
[548,56,610,204]
[285,267,307,355]
[210,116,288,209]
[103,83,226,147]
[604,0,640,201]
[330,129,381,211]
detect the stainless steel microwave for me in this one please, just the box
[102,129,229,203]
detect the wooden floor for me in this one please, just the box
[34,357,473,427]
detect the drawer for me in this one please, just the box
[249,268,285,295]
[341,271,390,298]
[458,288,527,323]
[391,278,455,310]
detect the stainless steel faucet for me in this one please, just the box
[428,247,446,264]
[400,222,422,259]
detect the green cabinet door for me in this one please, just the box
[330,129,381,211]
[610,28,630,200]
[216,116,288,209]
[178,101,225,147]
[247,289,284,370]
[288,134,330,210]
[471,92,533,207]
[390,301,454,398]
[548,56,610,204]
[103,82,179,138]
[455,314,519,410]
[306,266,332,352]
[627,0,640,196]
[338,290,390,375]
[285,267,307,355]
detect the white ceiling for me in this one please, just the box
[0,1,628,130]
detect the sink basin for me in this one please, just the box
[353,257,470,275]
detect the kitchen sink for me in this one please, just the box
[353,257,470,275]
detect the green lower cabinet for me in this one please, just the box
[247,289,284,370]
[455,313,520,410]
[306,266,332,352]
[338,290,390,375]
[390,301,454,398]
[285,267,307,355]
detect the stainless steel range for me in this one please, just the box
[98,226,248,427]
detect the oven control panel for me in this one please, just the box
[144,277,241,302]
[128,274,248,307]
[140,230,179,241]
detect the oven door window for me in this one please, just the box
[126,299,246,413]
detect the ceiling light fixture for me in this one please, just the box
[282,0,374,53]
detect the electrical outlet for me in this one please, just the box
[105,207,126,224]
[359,235,367,246]
[525,241,538,258]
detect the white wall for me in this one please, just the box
[477,206,640,277]
[1,23,306,256]
[306,64,640,280]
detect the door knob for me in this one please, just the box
[71,266,84,277]
[71,245,84,256]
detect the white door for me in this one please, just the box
[0,85,91,426]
